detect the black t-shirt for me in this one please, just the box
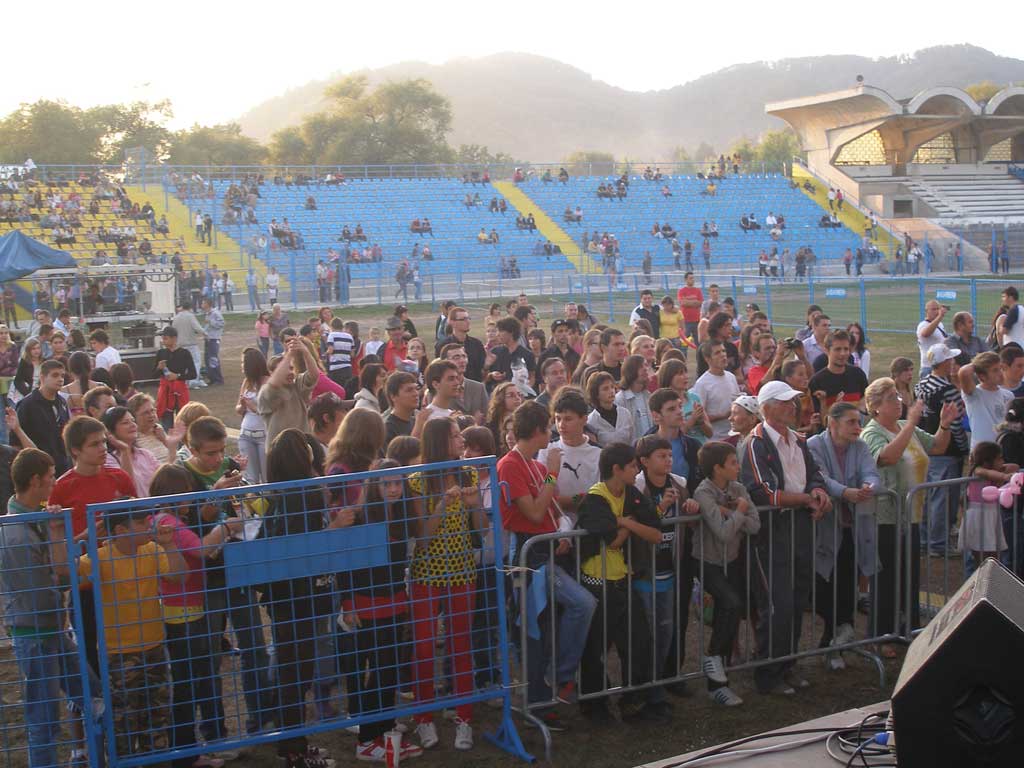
[154,346,198,379]
[808,365,868,411]
[435,334,486,382]
[384,411,413,445]
[488,344,536,392]
[538,345,581,379]
[580,361,622,389]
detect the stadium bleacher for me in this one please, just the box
[193,172,864,295]
[197,178,564,285]
[518,172,863,272]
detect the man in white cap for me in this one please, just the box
[914,344,968,557]
[740,380,832,695]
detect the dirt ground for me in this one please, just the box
[0,298,968,767]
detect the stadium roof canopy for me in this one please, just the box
[766,84,1024,166]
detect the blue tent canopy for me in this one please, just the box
[0,230,77,283]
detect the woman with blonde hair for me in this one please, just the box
[861,376,957,655]
[128,392,181,463]
[571,328,603,385]
[172,401,210,461]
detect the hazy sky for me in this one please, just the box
[4,1,1014,130]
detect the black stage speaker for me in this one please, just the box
[892,558,1024,766]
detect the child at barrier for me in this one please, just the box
[261,429,337,768]
[461,426,504,694]
[961,442,1014,569]
[1,449,101,768]
[178,416,271,738]
[326,408,387,721]
[693,441,760,707]
[407,417,485,751]
[55,496,187,757]
[49,415,137,679]
[576,442,670,723]
[150,464,243,768]
[340,459,424,763]
[498,401,596,732]
[633,434,700,699]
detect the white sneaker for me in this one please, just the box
[709,686,743,707]
[702,655,728,685]
[835,622,856,648]
[414,721,438,750]
[454,718,473,751]
[825,651,846,671]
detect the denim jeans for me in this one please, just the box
[13,631,96,768]
[633,581,675,685]
[204,339,223,385]
[521,564,597,705]
[165,617,220,763]
[247,287,259,311]
[237,429,266,485]
[205,586,271,734]
[925,455,963,553]
[186,344,202,386]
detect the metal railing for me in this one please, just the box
[69,457,530,768]
[514,492,900,760]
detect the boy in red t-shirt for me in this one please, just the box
[48,415,136,678]
[496,401,596,730]
[49,416,136,543]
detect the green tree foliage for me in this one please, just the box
[267,126,310,165]
[87,101,174,163]
[269,77,454,166]
[965,81,1002,103]
[726,129,802,174]
[563,150,615,175]
[166,123,267,166]
[453,144,517,166]
[0,100,171,165]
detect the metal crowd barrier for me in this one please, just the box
[70,456,529,768]
[904,474,1020,639]
[515,491,901,761]
[0,507,100,768]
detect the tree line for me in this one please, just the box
[0,77,800,170]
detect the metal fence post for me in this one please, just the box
[808,271,815,304]
[607,274,615,322]
[918,277,925,318]
[859,279,868,336]
[970,278,978,321]
[290,250,298,308]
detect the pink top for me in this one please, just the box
[155,512,205,609]
[967,478,990,504]
[255,320,271,339]
[312,371,346,400]
[104,447,161,498]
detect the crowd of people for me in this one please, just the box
[9,278,1024,768]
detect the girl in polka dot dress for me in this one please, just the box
[408,417,487,751]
